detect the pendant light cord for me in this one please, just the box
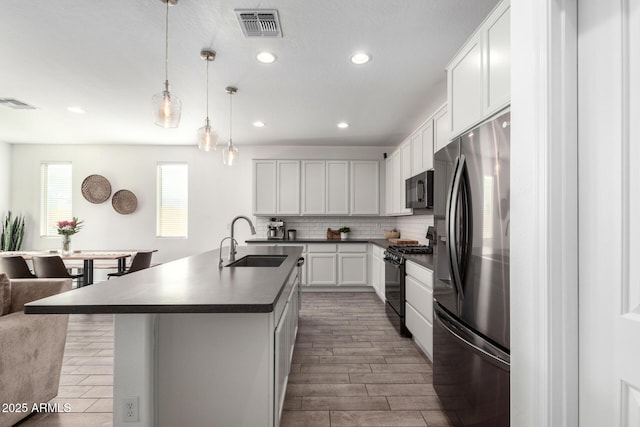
[205,60,209,120]
[229,92,233,143]
[164,0,169,85]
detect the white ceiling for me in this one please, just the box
[0,0,498,147]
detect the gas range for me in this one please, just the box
[384,245,432,265]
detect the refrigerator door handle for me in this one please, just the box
[434,304,510,371]
[447,154,466,299]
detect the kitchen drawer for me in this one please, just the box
[406,275,433,323]
[276,243,307,252]
[338,243,368,253]
[406,261,433,290]
[405,302,433,361]
[307,243,337,253]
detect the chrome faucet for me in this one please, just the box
[218,236,238,268]
[229,216,256,263]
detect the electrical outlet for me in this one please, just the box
[122,397,139,422]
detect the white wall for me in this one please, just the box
[10,144,389,264]
[0,142,10,215]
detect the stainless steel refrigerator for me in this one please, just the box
[433,109,510,426]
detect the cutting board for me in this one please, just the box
[387,238,419,245]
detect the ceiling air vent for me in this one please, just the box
[235,9,282,37]
[0,98,36,110]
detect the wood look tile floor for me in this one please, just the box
[281,292,452,427]
[16,314,114,427]
[16,292,452,427]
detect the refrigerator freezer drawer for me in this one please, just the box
[433,304,509,427]
[405,302,433,361]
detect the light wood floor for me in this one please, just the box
[17,292,452,426]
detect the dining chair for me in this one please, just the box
[0,256,37,278]
[107,251,153,279]
[32,255,84,287]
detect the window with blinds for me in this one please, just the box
[41,162,73,236]
[157,163,188,238]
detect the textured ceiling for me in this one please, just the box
[0,0,498,146]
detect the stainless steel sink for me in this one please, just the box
[226,255,287,268]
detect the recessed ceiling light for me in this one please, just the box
[337,122,349,129]
[350,52,371,65]
[256,52,277,64]
[67,106,86,114]
[253,121,265,127]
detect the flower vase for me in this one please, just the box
[62,235,71,255]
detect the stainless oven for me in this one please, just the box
[383,247,411,337]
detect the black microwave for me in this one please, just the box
[405,170,434,209]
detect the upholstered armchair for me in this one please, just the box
[0,274,71,427]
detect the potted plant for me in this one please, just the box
[57,217,84,254]
[1,211,26,251]
[339,227,351,240]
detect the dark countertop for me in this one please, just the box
[403,253,434,270]
[25,246,303,315]
[246,238,434,270]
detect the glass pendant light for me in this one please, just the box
[152,0,182,128]
[197,49,218,151]
[223,86,239,166]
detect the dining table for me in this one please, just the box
[0,250,155,286]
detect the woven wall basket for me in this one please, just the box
[81,174,111,204]
[112,189,138,215]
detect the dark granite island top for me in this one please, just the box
[25,245,303,315]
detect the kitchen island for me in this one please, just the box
[26,245,304,427]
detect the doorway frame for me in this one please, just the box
[510,0,579,426]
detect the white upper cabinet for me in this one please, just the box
[301,160,349,216]
[276,161,301,215]
[410,119,434,176]
[253,159,374,216]
[326,161,349,215]
[448,32,484,138]
[301,161,326,215]
[485,2,511,115]
[350,160,379,215]
[253,160,277,215]
[433,104,450,153]
[391,151,402,215]
[400,141,412,214]
[385,156,393,215]
[253,160,301,215]
[447,0,510,138]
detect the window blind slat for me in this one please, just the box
[157,163,188,237]
[41,163,73,236]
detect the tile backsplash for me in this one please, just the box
[255,216,397,240]
[255,214,434,242]
[394,214,434,244]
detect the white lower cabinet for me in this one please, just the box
[338,253,368,285]
[274,276,299,427]
[370,244,385,301]
[307,243,368,288]
[404,261,434,361]
[307,253,337,285]
[274,301,290,424]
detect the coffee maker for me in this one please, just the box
[267,218,286,240]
